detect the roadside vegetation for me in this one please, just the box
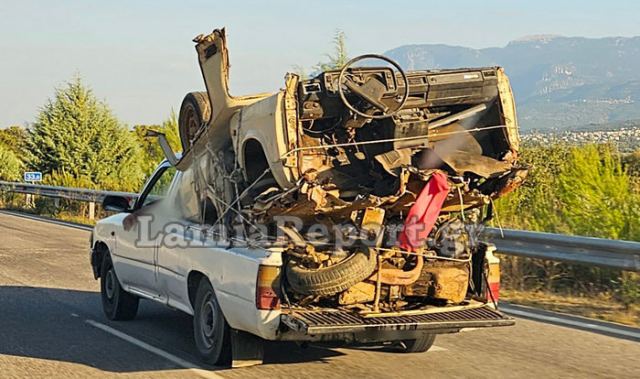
[495,143,640,326]
[1,35,638,326]
[293,29,349,79]
[0,77,181,225]
[0,78,180,189]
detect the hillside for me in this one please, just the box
[384,35,640,130]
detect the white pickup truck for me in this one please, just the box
[90,28,521,368]
[90,159,513,367]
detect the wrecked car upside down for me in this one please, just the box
[171,28,527,316]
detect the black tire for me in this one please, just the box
[179,91,211,152]
[193,278,232,366]
[100,255,139,321]
[286,248,377,296]
[401,333,436,353]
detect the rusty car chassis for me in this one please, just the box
[159,28,525,339]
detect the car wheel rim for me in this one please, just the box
[105,269,116,300]
[200,292,218,349]
[186,107,199,142]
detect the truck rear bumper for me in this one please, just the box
[278,305,513,341]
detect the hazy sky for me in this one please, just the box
[2,0,640,127]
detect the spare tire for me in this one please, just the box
[286,248,377,296]
[179,92,211,152]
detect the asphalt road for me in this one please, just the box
[1,211,639,379]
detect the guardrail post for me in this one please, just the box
[25,194,34,208]
[88,201,95,221]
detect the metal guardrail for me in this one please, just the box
[0,181,137,203]
[484,228,640,272]
[1,181,639,272]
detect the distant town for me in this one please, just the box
[522,125,640,152]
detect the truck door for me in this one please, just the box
[112,162,176,299]
[156,165,207,312]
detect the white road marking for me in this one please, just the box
[502,307,640,340]
[85,319,223,379]
[430,345,447,352]
[70,313,79,318]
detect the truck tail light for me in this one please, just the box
[484,245,501,305]
[256,265,281,310]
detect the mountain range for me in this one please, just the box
[384,35,640,130]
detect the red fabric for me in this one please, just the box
[398,172,450,251]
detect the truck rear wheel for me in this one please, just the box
[100,255,139,321]
[286,248,377,296]
[193,278,232,366]
[401,333,436,353]
[179,91,211,152]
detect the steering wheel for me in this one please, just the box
[337,54,410,120]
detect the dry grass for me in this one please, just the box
[54,211,96,226]
[502,288,640,327]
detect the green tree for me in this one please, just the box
[496,142,640,296]
[0,126,32,162]
[495,143,570,233]
[496,143,640,240]
[292,30,350,78]
[315,30,349,72]
[557,144,633,240]
[29,77,145,191]
[0,143,23,181]
[623,149,640,191]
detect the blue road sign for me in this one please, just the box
[23,172,43,182]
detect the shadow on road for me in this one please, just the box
[263,342,345,364]
[0,285,345,373]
